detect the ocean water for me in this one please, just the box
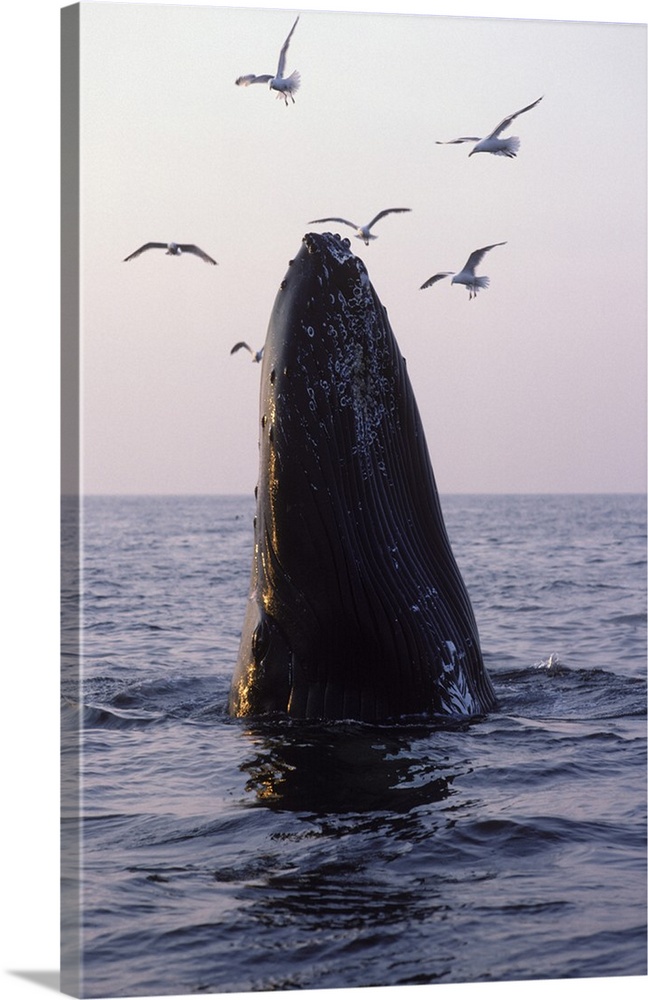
[61,493,647,997]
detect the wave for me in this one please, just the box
[492,656,646,721]
[63,674,230,730]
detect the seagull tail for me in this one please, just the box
[499,136,521,157]
[285,69,301,93]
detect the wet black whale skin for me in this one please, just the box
[230,232,497,722]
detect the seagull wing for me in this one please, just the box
[420,272,453,290]
[462,242,507,273]
[308,216,358,230]
[123,242,167,261]
[178,244,218,265]
[231,342,253,356]
[366,208,412,229]
[435,137,482,145]
[276,15,300,78]
[487,96,543,139]
[236,74,273,86]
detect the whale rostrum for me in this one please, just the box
[229,232,497,722]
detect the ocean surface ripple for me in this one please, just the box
[62,494,647,996]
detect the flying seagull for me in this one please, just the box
[235,15,300,105]
[420,243,507,300]
[123,242,218,265]
[436,96,543,158]
[307,208,412,245]
[231,342,264,363]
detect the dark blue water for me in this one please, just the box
[61,494,647,997]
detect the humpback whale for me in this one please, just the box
[229,232,497,723]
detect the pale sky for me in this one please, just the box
[71,0,646,495]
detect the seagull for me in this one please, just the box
[123,242,218,264]
[235,15,300,105]
[420,243,507,300]
[307,208,412,245]
[231,342,264,363]
[436,96,543,158]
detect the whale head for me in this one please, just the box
[229,232,497,722]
